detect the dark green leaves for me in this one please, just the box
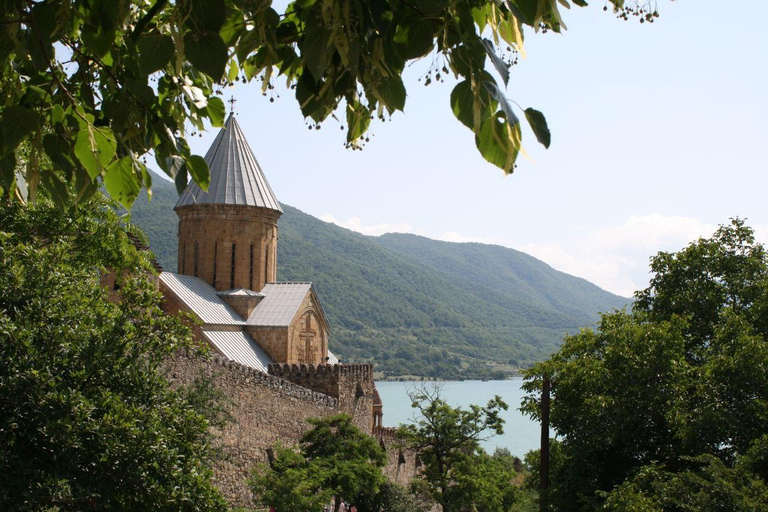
[375,76,406,112]
[184,31,228,81]
[524,108,550,148]
[0,107,40,155]
[301,24,331,80]
[137,34,175,74]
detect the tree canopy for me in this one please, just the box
[521,220,768,510]
[251,414,388,512]
[0,0,658,208]
[0,195,227,510]
[398,385,518,512]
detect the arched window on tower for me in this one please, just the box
[249,243,254,290]
[212,241,218,288]
[264,242,269,285]
[230,242,236,289]
[193,241,199,277]
[180,242,185,274]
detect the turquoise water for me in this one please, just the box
[376,379,541,458]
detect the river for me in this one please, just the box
[375,378,542,458]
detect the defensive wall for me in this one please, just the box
[166,354,419,508]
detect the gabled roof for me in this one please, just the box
[175,114,282,212]
[159,272,244,326]
[203,330,273,372]
[247,282,313,327]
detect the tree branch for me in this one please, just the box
[130,0,169,42]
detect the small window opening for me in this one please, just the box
[230,242,236,289]
[212,242,218,288]
[249,243,254,290]
[193,241,199,277]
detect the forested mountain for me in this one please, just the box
[128,175,628,379]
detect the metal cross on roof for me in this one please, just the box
[228,96,237,114]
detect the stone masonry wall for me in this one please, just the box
[267,363,376,433]
[165,354,341,507]
[167,357,412,509]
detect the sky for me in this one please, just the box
[172,0,768,298]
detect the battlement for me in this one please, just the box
[190,355,339,407]
[267,363,374,400]
[268,363,373,380]
[372,425,399,441]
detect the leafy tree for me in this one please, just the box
[399,385,513,512]
[0,0,659,207]
[522,220,768,510]
[250,444,334,512]
[602,455,768,511]
[251,414,387,512]
[0,195,227,510]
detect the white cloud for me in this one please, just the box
[319,212,768,298]
[319,214,418,237]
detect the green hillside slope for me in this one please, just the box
[127,176,629,379]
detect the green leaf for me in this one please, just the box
[416,0,450,17]
[81,24,116,59]
[399,20,439,60]
[451,80,495,131]
[346,102,371,143]
[137,34,175,74]
[0,106,40,155]
[43,133,75,176]
[450,81,474,130]
[104,157,140,209]
[184,31,228,81]
[482,39,510,86]
[0,153,16,193]
[301,24,330,80]
[74,124,116,179]
[482,80,519,127]
[206,97,226,127]
[508,0,538,26]
[184,0,225,32]
[184,155,209,191]
[475,115,520,173]
[375,76,406,112]
[524,108,550,148]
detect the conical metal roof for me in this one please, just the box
[175,114,282,212]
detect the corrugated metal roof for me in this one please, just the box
[175,114,282,211]
[248,282,312,327]
[203,330,273,372]
[160,272,245,325]
[327,351,339,364]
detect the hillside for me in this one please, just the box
[127,175,629,379]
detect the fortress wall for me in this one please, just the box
[166,353,341,508]
[166,356,413,509]
[267,363,376,432]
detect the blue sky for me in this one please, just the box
[174,0,768,297]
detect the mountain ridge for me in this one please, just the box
[128,174,629,379]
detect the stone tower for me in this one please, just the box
[175,114,282,292]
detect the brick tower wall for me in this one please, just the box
[176,204,280,291]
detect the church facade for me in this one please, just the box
[154,114,406,505]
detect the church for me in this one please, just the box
[152,112,410,505]
[159,112,335,371]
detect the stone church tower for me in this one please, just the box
[163,113,331,366]
[175,113,281,292]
